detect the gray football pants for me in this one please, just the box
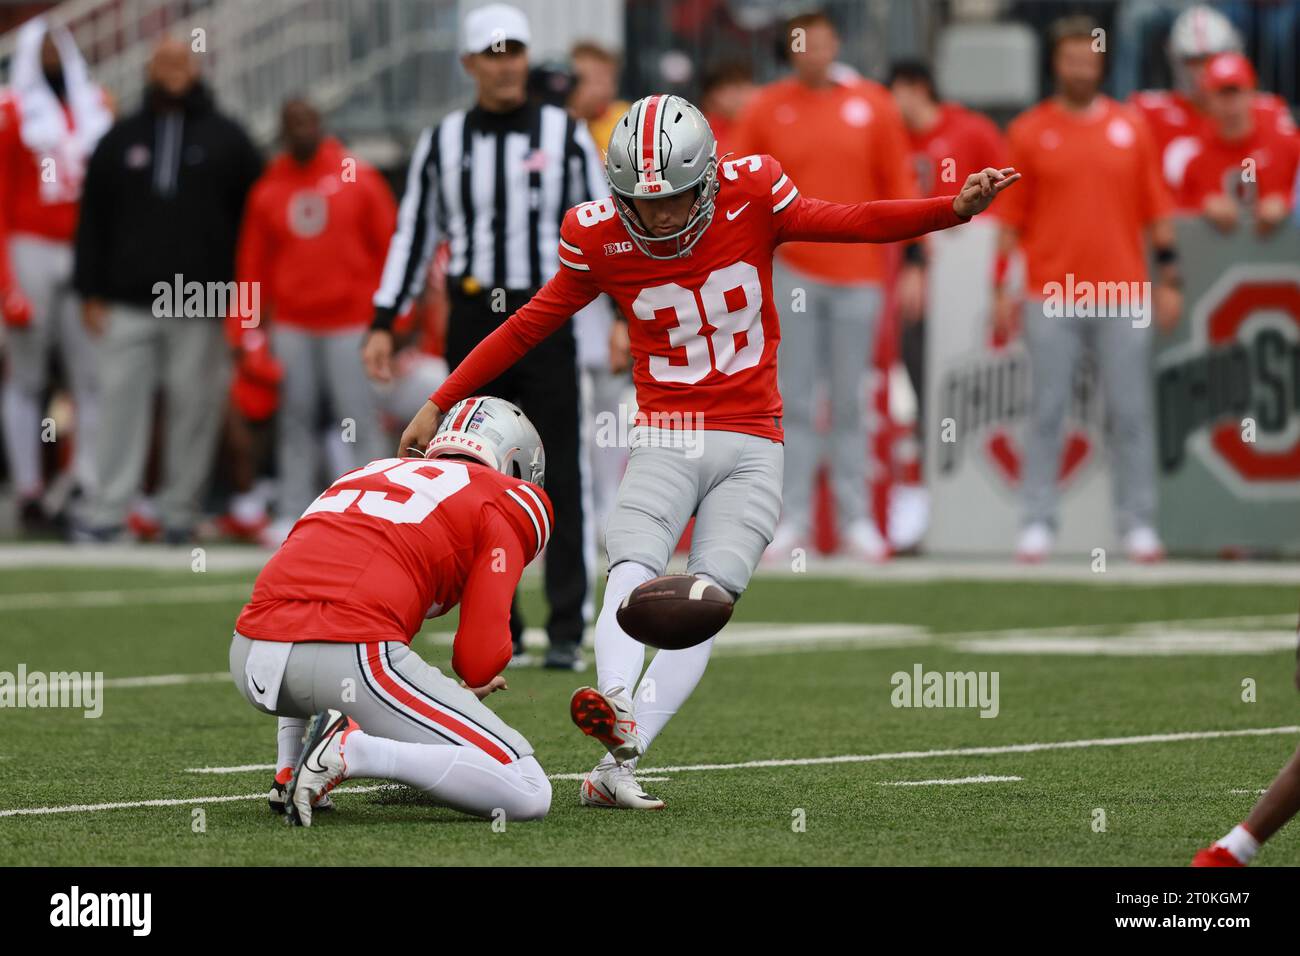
[604,427,783,597]
[229,633,533,760]
[771,260,881,533]
[1,236,99,498]
[1020,302,1157,534]
[90,305,228,532]
[272,324,387,520]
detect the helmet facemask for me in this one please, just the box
[611,156,719,260]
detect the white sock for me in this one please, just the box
[276,717,307,776]
[1215,824,1260,863]
[343,731,551,821]
[1,382,43,498]
[595,560,656,698]
[633,635,715,758]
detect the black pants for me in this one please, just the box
[446,287,587,650]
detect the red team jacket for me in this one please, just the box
[430,154,967,442]
[235,458,554,687]
[233,137,396,332]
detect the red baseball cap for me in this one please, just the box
[1201,52,1257,92]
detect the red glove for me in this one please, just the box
[2,288,32,328]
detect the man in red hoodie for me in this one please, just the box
[234,99,397,542]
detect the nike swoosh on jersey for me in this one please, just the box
[726,202,750,220]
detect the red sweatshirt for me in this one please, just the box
[431,153,965,441]
[235,137,396,332]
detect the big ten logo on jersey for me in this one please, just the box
[604,241,633,256]
[303,458,471,524]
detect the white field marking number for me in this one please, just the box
[302,459,470,524]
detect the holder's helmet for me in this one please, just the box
[424,396,545,487]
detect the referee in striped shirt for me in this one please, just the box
[363,4,605,671]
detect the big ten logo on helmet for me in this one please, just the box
[935,344,1102,489]
[1156,265,1300,498]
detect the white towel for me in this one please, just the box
[11,16,113,204]
[243,638,292,712]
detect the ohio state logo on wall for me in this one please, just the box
[934,338,1101,492]
[1156,264,1300,500]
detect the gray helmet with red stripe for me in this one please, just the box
[606,94,719,259]
[425,396,545,488]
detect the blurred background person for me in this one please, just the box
[699,59,755,156]
[363,3,605,670]
[995,15,1181,564]
[0,16,111,536]
[735,8,921,563]
[1130,3,1295,193]
[74,37,262,543]
[1178,51,1300,235]
[569,40,629,151]
[888,57,1007,472]
[235,98,396,545]
[567,39,631,555]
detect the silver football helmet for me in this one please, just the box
[424,396,545,487]
[1169,4,1242,61]
[605,94,719,259]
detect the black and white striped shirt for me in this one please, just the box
[373,102,607,325]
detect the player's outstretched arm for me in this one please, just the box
[775,166,1020,246]
[394,263,599,456]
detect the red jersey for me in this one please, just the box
[1130,89,1296,189]
[0,92,87,244]
[907,102,1008,199]
[430,154,966,442]
[999,97,1172,291]
[235,457,553,687]
[1178,124,1300,210]
[234,137,396,332]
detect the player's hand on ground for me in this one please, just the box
[1154,282,1182,334]
[1202,194,1239,234]
[362,329,396,382]
[461,675,508,699]
[609,317,631,374]
[398,399,444,457]
[896,262,926,324]
[953,167,1020,219]
[82,298,108,337]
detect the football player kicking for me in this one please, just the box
[397,94,1019,809]
[1192,644,1300,865]
[229,397,555,826]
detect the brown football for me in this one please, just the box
[616,574,734,650]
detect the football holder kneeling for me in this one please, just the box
[616,574,733,650]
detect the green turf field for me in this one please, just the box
[1,564,1298,866]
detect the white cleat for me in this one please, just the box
[570,685,642,764]
[1016,522,1054,563]
[580,762,665,810]
[285,709,353,827]
[1124,525,1165,563]
[842,519,891,563]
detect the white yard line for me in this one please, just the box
[7,725,1292,818]
[0,583,251,611]
[1,543,1296,584]
[880,775,1022,786]
[0,784,400,818]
